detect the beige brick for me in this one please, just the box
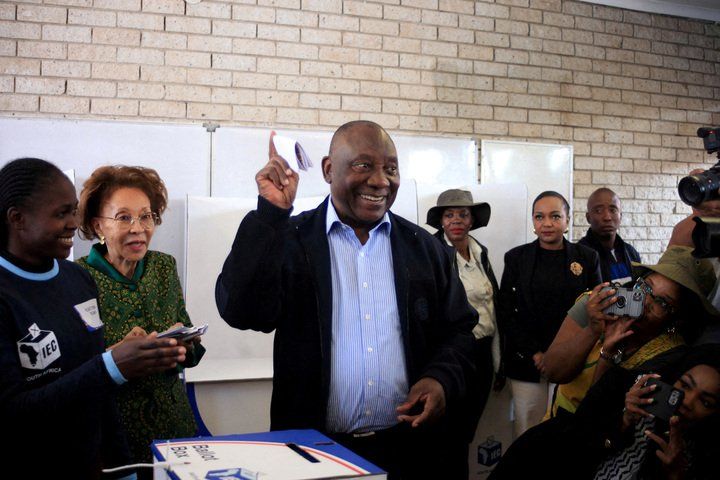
[0,4,16,20]
[42,24,90,42]
[188,69,232,88]
[458,45,493,61]
[258,57,299,74]
[69,8,116,27]
[67,79,116,97]
[319,78,359,94]
[301,28,341,45]
[382,99,420,115]
[187,1,232,19]
[496,19,529,36]
[421,40,457,57]
[0,76,15,92]
[605,158,633,171]
[140,100,186,118]
[233,105,275,123]
[92,27,139,46]
[233,72,276,89]
[399,23,436,41]
[16,77,65,95]
[258,24,300,42]
[419,101,455,117]
[475,31,509,48]
[276,107,317,124]
[399,84,435,100]
[399,114,436,131]
[68,44,116,62]
[164,84,210,102]
[92,62,138,80]
[302,0,342,14]
[528,110,560,124]
[166,16,211,35]
[361,81,399,97]
[42,59,89,77]
[276,9,317,27]
[188,102,232,120]
[188,35,232,53]
[438,87,472,103]
[212,20,256,38]
[117,12,163,30]
[117,82,165,99]
[319,14,358,31]
[166,50,211,68]
[40,95,88,113]
[94,0,140,10]
[423,72,457,88]
[256,90,298,107]
[459,104,493,119]
[211,87,255,104]
[139,65,185,84]
[438,117,473,133]
[142,0,184,15]
[472,90,507,106]
[298,92,340,109]
[232,38,275,56]
[0,93,39,112]
[91,98,138,116]
[563,29,593,45]
[344,0,382,18]
[17,5,67,24]
[528,81,559,96]
[0,40,15,56]
[475,2,509,18]
[117,47,163,65]
[400,53,436,70]
[459,13,494,31]
[474,119,508,135]
[343,65,381,81]
[541,67,572,83]
[301,60,342,77]
[17,40,66,59]
[359,50,398,67]
[319,46,358,63]
[383,37,421,54]
[341,95,380,112]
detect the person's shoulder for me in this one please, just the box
[570,240,599,261]
[505,242,531,258]
[59,259,96,285]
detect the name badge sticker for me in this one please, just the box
[74,298,103,331]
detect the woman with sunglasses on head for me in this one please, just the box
[0,158,186,479]
[77,165,205,479]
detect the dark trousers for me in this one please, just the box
[329,421,462,480]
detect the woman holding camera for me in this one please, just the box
[77,166,204,478]
[497,191,601,439]
[543,246,717,417]
[490,343,720,480]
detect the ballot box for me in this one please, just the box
[152,429,386,480]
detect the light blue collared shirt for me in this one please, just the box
[324,200,408,433]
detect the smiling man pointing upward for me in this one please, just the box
[216,121,477,479]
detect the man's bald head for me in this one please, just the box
[586,187,621,240]
[328,120,394,157]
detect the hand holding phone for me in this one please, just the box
[157,324,208,342]
[641,377,685,422]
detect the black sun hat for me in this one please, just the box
[426,189,491,231]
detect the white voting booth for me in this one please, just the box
[0,117,572,479]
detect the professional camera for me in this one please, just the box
[678,127,720,207]
[601,286,645,318]
[691,216,720,258]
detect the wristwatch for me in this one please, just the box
[599,346,623,365]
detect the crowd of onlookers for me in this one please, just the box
[1,120,718,480]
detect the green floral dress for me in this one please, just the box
[77,245,204,467]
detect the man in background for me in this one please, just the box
[578,187,640,284]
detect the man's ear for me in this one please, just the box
[7,206,24,231]
[321,156,332,184]
[585,212,591,224]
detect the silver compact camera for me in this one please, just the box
[601,286,645,318]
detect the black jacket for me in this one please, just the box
[497,239,601,382]
[216,196,477,431]
[578,228,641,283]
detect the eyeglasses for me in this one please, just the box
[97,212,159,230]
[634,277,676,315]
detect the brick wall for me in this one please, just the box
[1,0,719,260]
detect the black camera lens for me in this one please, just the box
[615,296,626,308]
[678,169,720,207]
[691,216,720,258]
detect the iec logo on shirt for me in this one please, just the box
[17,323,61,370]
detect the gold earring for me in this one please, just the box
[99,234,105,245]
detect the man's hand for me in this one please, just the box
[255,131,299,209]
[396,377,446,428]
[111,333,187,379]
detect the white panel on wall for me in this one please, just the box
[0,118,210,282]
[417,183,528,280]
[480,140,573,243]
[211,126,476,203]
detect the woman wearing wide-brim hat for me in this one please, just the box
[426,188,499,479]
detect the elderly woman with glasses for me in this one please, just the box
[77,165,204,479]
[542,246,718,418]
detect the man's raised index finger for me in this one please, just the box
[268,130,279,157]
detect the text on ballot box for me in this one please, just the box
[17,323,60,370]
[152,429,386,480]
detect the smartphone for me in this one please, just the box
[602,286,645,318]
[157,324,208,342]
[641,377,684,422]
